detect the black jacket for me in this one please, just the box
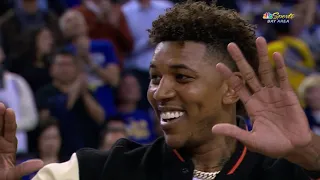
[76,137,320,180]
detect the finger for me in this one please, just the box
[4,108,17,143]
[256,37,274,87]
[227,43,262,92]
[212,123,254,146]
[273,52,292,91]
[0,103,6,136]
[216,63,250,104]
[10,159,44,179]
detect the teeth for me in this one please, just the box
[160,111,184,120]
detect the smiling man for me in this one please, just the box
[0,1,320,180]
[148,41,236,152]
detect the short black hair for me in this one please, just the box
[50,47,75,65]
[148,1,259,116]
[120,70,137,80]
[148,1,258,72]
[100,115,127,145]
[38,116,59,137]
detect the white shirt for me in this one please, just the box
[32,154,79,180]
[122,0,172,71]
[0,72,38,153]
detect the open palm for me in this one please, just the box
[212,37,312,159]
[0,104,43,180]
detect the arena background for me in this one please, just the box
[0,0,319,179]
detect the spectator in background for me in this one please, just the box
[122,0,172,110]
[35,49,105,160]
[37,117,61,165]
[267,17,316,93]
[298,75,320,136]
[21,26,54,94]
[74,0,133,66]
[0,47,38,154]
[0,0,62,74]
[300,5,320,69]
[99,115,127,151]
[60,10,120,118]
[16,0,68,16]
[237,0,269,22]
[117,73,158,144]
[21,117,61,180]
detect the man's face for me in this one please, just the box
[51,54,78,84]
[102,131,126,150]
[147,42,236,149]
[118,75,141,103]
[60,11,87,38]
[37,28,54,54]
[38,125,61,156]
[101,120,127,150]
[305,86,320,110]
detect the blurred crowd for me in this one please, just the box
[0,0,320,179]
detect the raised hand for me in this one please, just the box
[0,103,43,180]
[212,37,312,159]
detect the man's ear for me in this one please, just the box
[222,72,244,105]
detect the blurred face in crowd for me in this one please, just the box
[38,125,61,157]
[118,74,141,103]
[305,86,320,110]
[147,42,238,149]
[91,0,111,11]
[51,54,78,84]
[60,10,87,39]
[100,120,126,150]
[36,28,54,55]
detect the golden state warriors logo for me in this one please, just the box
[262,12,294,24]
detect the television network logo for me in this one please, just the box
[262,12,294,24]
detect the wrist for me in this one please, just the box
[285,133,320,171]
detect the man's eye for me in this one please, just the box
[150,75,161,85]
[175,74,192,83]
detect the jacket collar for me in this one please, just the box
[160,116,263,180]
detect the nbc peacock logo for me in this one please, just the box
[263,12,273,19]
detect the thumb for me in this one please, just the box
[212,123,253,145]
[9,159,44,179]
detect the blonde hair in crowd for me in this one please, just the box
[298,75,320,105]
[59,10,86,32]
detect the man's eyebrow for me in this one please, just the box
[169,64,197,73]
[149,63,197,73]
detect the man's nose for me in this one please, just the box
[153,77,176,101]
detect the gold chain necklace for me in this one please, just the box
[193,169,220,180]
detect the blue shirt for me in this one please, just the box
[120,109,158,144]
[305,107,320,136]
[67,40,119,117]
[64,0,81,7]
